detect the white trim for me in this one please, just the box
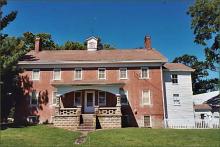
[171,74,178,84]
[74,68,82,80]
[160,65,166,126]
[84,91,95,112]
[32,69,40,81]
[18,62,165,69]
[142,90,151,105]
[98,91,106,106]
[119,68,128,79]
[140,67,149,79]
[74,91,82,106]
[143,115,152,127]
[98,68,106,80]
[53,68,61,80]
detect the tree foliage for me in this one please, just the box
[173,54,218,94]
[187,0,220,70]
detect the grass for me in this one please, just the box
[1,125,220,147]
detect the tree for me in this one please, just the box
[187,0,220,70]
[22,32,56,50]
[173,54,218,94]
[60,41,86,50]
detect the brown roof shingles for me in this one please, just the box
[163,63,194,72]
[19,48,167,64]
[194,104,212,110]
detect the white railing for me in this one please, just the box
[165,118,220,129]
[98,107,119,115]
[59,108,79,116]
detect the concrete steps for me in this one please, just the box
[77,114,96,131]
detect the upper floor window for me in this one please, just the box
[30,90,38,105]
[142,90,151,105]
[53,69,61,80]
[98,91,106,106]
[32,69,40,80]
[171,74,178,84]
[98,68,106,80]
[141,67,149,79]
[173,94,180,105]
[74,68,82,80]
[119,68,127,79]
[120,90,129,105]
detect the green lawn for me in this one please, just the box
[1,125,220,147]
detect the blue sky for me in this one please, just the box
[3,0,218,78]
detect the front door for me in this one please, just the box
[84,91,95,113]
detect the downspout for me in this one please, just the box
[160,65,166,128]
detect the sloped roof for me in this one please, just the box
[18,48,167,64]
[163,63,194,72]
[194,104,212,111]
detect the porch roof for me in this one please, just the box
[51,81,125,86]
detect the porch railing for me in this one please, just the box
[56,107,81,116]
[95,107,121,116]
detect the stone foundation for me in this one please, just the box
[54,115,80,130]
[97,115,121,129]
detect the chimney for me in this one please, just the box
[35,37,41,53]
[144,36,152,50]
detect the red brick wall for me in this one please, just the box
[19,66,164,127]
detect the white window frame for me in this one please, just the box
[140,67,149,79]
[119,68,128,79]
[30,91,38,106]
[142,90,151,105]
[171,74,178,84]
[98,91,106,106]
[74,68,82,80]
[74,91,82,106]
[51,91,57,105]
[173,94,180,105]
[143,115,152,127]
[53,68,61,80]
[120,90,129,105]
[32,69,40,81]
[98,68,106,80]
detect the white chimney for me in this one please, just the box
[86,36,98,51]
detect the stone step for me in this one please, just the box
[77,126,95,130]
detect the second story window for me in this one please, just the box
[53,69,61,80]
[75,68,82,80]
[171,74,178,84]
[141,67,149,79]
[98,68,106,80]
[32,69,40,80]
[119,68,127,79]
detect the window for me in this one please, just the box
[98,68,106,79]
[52,91,57,105]
[30,90,38,105]
[120,90,129,105]
[141,67,149,79]
[74,91,81,106]
[32,69,40,80]
[53,69,61,80]
[142,90,151,105]
[98,91,106,106]
[144,116,151,127]
[119,68,127,79]
[75,68,82,80]
[173,94,180,105]
[171,74,178,84]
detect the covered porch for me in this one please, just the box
[52,82,124,130]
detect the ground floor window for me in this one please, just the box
[144,116,151,127]
[98,91,106,106]
[74,91,82,106]
[30,90,38,105]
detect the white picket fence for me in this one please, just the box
[165,118,220,129]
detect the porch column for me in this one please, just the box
[116,94,121,114]
[55,94,61,115]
